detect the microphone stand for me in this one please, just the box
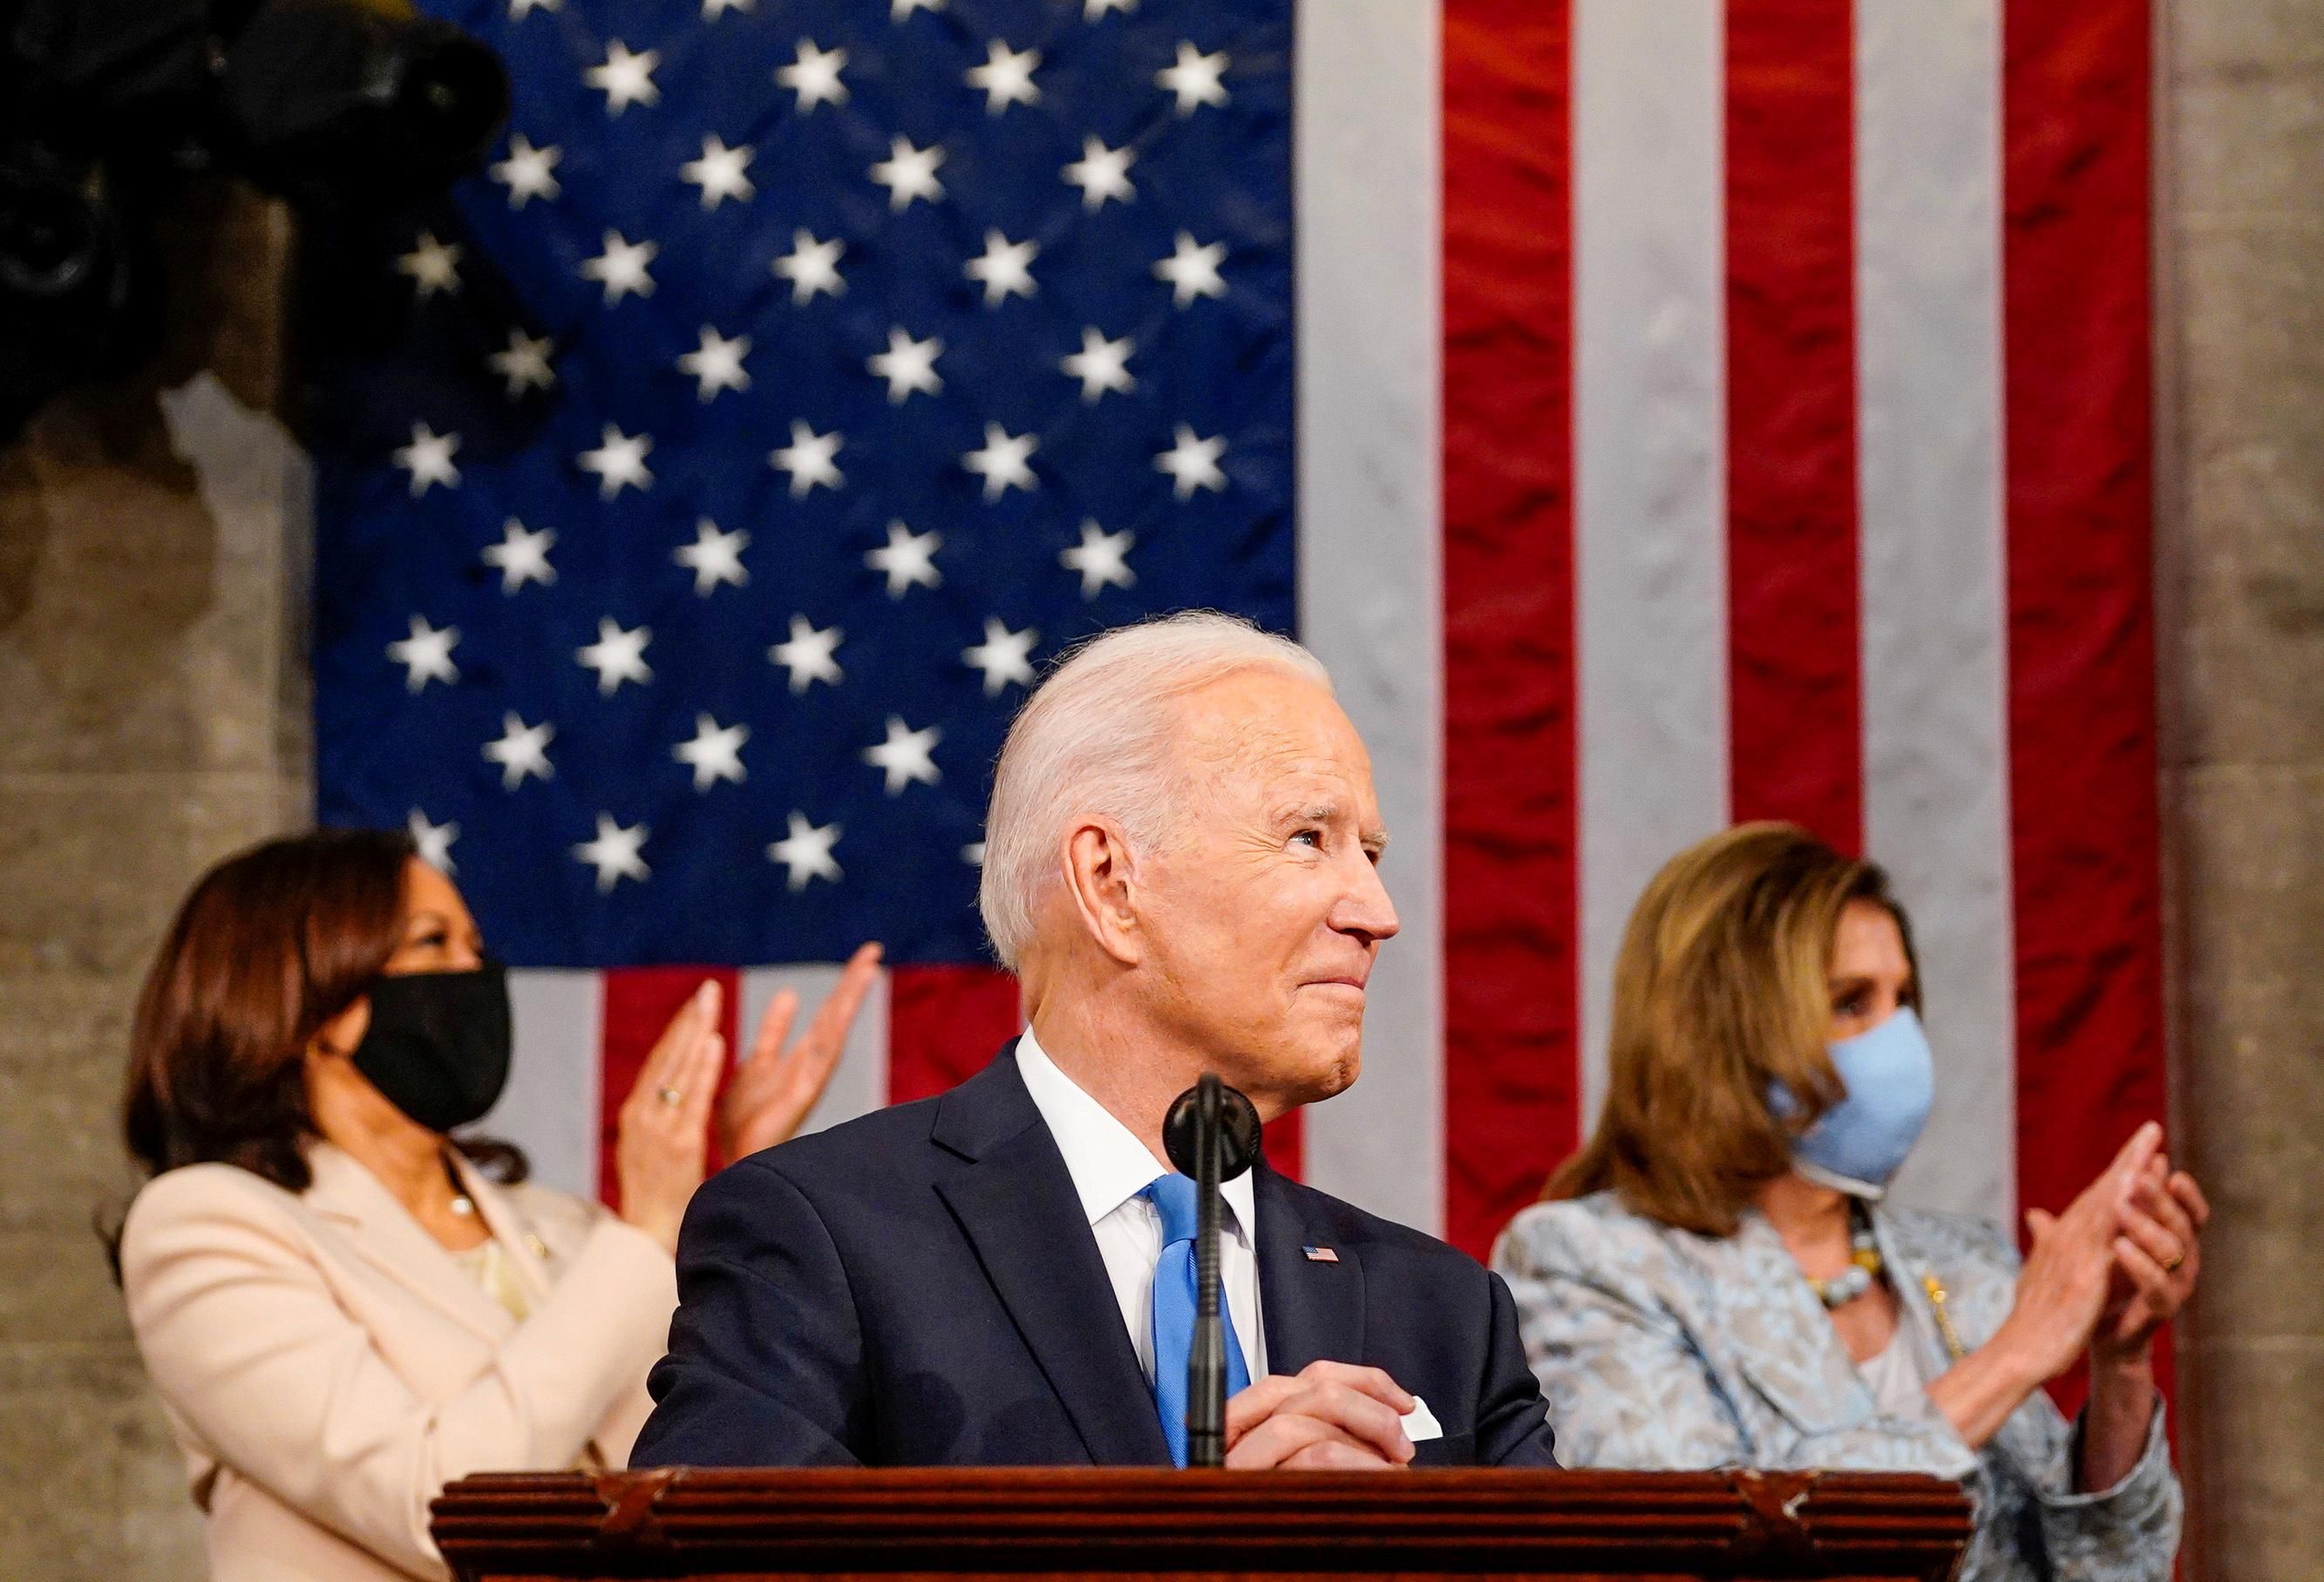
[1186,1076,1227,1468]
[1163,1075,1258,1468]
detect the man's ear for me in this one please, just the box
[1062,818,1144,968]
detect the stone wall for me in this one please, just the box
[2157,3,2324,1577]
[0,183,307,1576]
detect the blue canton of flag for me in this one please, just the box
[311,0,1295,968]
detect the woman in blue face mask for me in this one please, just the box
[110,830,881,1582]
[1492,823,2204,1582]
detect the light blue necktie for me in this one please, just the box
[1141,1172,1252,1467]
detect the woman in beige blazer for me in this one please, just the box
[115,828,880,1582]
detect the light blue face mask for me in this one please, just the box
[1777,1006,1935,1199]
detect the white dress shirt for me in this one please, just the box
[1014,1029,1268,1383]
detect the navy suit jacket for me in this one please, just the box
[632,1044,1558,1469]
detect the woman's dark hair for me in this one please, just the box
[119,828,527,1195]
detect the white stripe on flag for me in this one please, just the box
[1293,0,1444,1233]
[489,969,603,1199]
[740,963,891,1142]
[1573,0,1731,1124]
[1854,0,2015,1225]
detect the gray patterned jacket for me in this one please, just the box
[1492,1192,2179,1582]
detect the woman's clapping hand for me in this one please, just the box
[613,943,882,1253]
[717,942,884,1162]
[1995,1123,2162,1386]
[2090,1150,2208,1365]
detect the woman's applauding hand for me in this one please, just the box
[615,943,882,1253]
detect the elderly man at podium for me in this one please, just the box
[634,614,1559,1471]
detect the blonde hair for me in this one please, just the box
[1546,822,1919,1236]
[977,611,1330,968]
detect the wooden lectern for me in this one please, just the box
[433,1466,1970,1581]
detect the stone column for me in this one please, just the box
[2157,2,2324,1577]
[0,183,308,1576]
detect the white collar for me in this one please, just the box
[1016,1027,1259,1242]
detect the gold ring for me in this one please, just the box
[656,1085,683,1108]
[2164,1252,2185,1273]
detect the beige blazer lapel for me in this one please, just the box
[302,1142,513,1342]
[452,1154,558,1309]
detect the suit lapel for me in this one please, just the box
[1722,1211,1873,1436]
[454,1156,555,1307]
[1254,1164,1365,1377]
[302,1143,513,1342]
[930,1049,1171,1466]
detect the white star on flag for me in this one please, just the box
[1157,424,1228,498]
[778,40,849,111]
[892,0,944,18]
[1062,137,1136,210]
[1156,232,1227,307]
[386,614,459,691]
[582,230,658,304]
[674,715,750,791]
[1084,0,1135,17]
[587,41,660,114]
[963,424,1038,499]
[674,519,750,594]
[677,326,751,401]
[407,810,459,873]
[768,614,845,692]
[961,842,986,866]
[1062,328,1135,401]
[578,424,654,498]
[767,812,842,891]
[770,421,845,496]
[962,620,1039,696]
[867,327,943,403]
[863,716,941,794]
[702,0,751,17]
[680,135,755,207]
[484,712,555,789]
[772,231,846,302]
[1158,42,1230,114]
[867,521,941,597]
[508,0,558,16]
[489,329,556,397]
[391,423,460,494]
[1062,520,1136,596]
[966,230,1038,306]
[967,41,1041,113]
[397,232,461,298]
[576,617,653,694]
[574,814,649,893]
[482,519,556,593]
[489,135,561,206]
[870,136,946,209]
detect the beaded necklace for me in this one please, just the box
[1804,1199,1884,1308]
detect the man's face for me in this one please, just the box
[1129,669,1399,1115]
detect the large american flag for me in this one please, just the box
[314,0,2163,1302]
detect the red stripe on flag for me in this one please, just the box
[1723,0,1864,853]
[1441,0,1578,1259]
[2002,0,2169,1416]
[1261,1110,1303,1183]
[887,963,1023,1106]
[597,966,740,1209]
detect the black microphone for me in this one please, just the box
[1162,1075,1262,1469]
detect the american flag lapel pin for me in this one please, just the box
[1302,1245,1339,1264]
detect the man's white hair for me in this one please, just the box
[978,611,1331,968]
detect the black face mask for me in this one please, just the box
[349,960,513,1133]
